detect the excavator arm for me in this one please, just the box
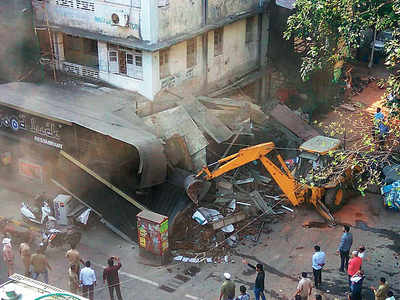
[193,142,303,206]
[186,142,336,224]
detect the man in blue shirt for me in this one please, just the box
[312,245,326,289]
[337,225,353,272]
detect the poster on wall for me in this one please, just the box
[18,159,43,183]
[276,0,295,9]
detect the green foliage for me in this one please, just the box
[285,0,399,84]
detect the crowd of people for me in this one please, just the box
[217,225,395,300]
[2,238,124,300]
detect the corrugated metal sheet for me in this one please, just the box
[0,82,166,187]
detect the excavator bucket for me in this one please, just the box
[184,175,211,204]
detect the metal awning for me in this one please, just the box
[0,82,166,187]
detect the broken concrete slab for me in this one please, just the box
[270,104,320,141]
[183,99,233,144]
[143,106,208,169]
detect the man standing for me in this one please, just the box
[68,264,80,295]
[295,272,313,300]
[371,277,389,300]
[66,246,83,275]
[218,273,235,300]
[348,251,362,289]
[2,238,14,277]
[103,256,123,300]
[349,270,365,300]
[31,249,52,283]
[242,259,266,300]
[312,245,326,289]
[19,242,31,277]
[337,225,353,272]
[80,260,96,300]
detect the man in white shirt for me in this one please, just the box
[312,245,326,289]
[80,260,96,300]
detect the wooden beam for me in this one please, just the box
[59,150,147,211]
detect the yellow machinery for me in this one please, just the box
[185,136,354,224]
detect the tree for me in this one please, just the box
[284,0,399,83]
[284,0,400,193]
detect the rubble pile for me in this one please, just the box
[170,165,292,263]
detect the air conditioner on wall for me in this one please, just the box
[111,12,129,27]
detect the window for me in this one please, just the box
[245,17,254,43]
[83,39,98,55]
[108,50,118,73]
[64,35,81,51]
[108,45,143,80]
[186,38,197,68]
[159,49,169,78]
[214,28,223,56]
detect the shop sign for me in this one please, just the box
[0,106,65,149]
[18,159,43,183]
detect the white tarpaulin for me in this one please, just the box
[276,0,295,9]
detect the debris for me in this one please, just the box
[250,191,276,215]
[217,180,233,191]
[234,178,255,185]
[192,207,222,225]
[164,134,193,170]
[339,104,357,112]
[281,205,294,213]
[236,202,252,206]
[270,104,320,141]
[211,212,246,231]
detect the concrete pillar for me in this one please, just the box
[258,11,270,105]
[54,32,64,70]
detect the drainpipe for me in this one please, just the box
[202,0,208,91]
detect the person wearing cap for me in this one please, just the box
[218,272,235,300]
[347,251,362,289]
[242,259,266,300]
[2,237,14,277]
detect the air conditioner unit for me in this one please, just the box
[111,12,129,27]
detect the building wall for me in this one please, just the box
[97,41,155,99]
[154,17,260,94]
[207,0,261,24]
[207,18,258,86]
[157,36,203,91]
[33,0,146,40]
[157,0,202,41]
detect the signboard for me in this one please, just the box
[276,0,295,9]
[18,159,43,183]
[0,106,66,149]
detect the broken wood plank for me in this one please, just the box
[212,212,247,230]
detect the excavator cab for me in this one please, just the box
[295,136,352,212]
[294,136,341,184]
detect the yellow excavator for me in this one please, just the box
[185,136,357,224]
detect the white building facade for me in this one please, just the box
[33,0,269,100]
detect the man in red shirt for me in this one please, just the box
[103,256,123,300]
[347,251,362,290]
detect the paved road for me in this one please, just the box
[0,182,398,300]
